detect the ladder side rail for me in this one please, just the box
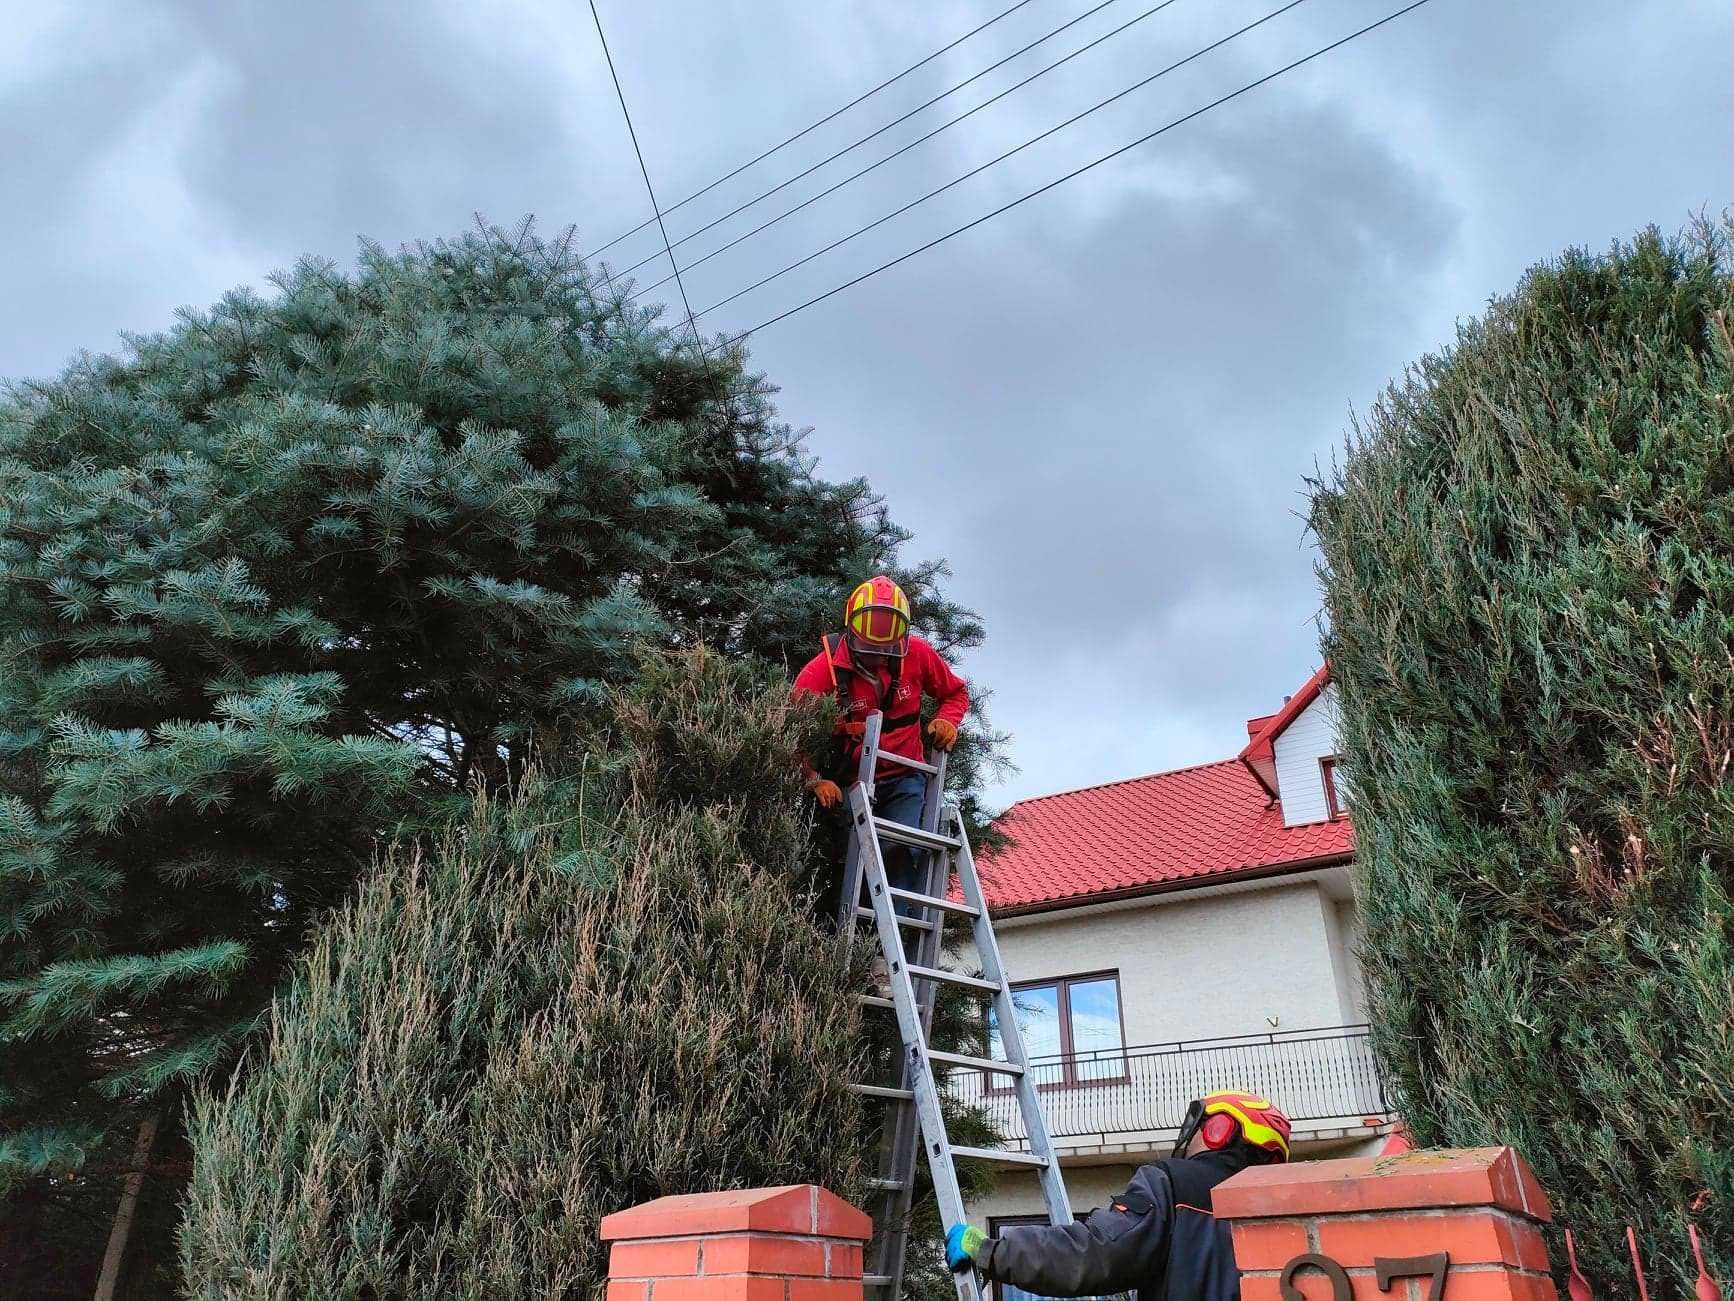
[872,742,953,1294]
[911,743,952,1021]
[843,709,908,1286]
[839,714,908,1297]
[951,808,1074,1227]
[909,1050,983,1301]
[870,1076,922,1294]
[852,784,985,1301]
[836,838,864,937]
[907,745,953,1011]
[919,746,950,835]
[854,772,924,1293]
[847,709,920,1294]
[860,803,920,1282]
[857,709,883,786]
[836,711,884,935]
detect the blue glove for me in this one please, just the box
[946,1223,986,1272]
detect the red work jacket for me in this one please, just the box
[791,633,969,780]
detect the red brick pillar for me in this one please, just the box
[1216,1147,1557,1301]
[602,1185,873,1301]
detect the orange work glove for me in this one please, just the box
[927,718,959,751]
[808,777,843,809]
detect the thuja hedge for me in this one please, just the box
[179,648,874,1298]
[1310,220,1733,1294]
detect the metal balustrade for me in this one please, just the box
[947,1024,1389,1147]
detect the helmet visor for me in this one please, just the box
[1172,1099,1205,1158]
[846,602,910,655]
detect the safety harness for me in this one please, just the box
[821,633,919,740]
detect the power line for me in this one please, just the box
[689,0,1315,324]
[583,0,1042,262]
[627,0,1197,295]
[615,0,1130,284]
[717,0,1438,344]
[587,0,700,345]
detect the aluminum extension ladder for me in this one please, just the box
[837,711,1071,1301]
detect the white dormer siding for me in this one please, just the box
[1273,683,1341,826]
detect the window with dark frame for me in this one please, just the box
[1321,755,1347,820]
[986,971,1127,1091]
[986,1215,1126,1301]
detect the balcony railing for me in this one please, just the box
[948,1024,1389,1148]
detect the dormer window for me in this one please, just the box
[1239,664,1340,827]
[1321,756,1346,820]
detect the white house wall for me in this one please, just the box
[1334,898,1368,1022]
[953,875,1390,1229]
[952,879,1380,1158]
[980,880,1353,1047]
[1317,891,1359,1026]
[1273,684,1341,826]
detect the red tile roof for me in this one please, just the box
[978,756,1354,916]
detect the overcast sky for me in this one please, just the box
[5,0,1730,804]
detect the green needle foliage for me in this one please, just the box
[0,219,994,1289]
[180,648,872,1298]
[1310,218,1733,1295]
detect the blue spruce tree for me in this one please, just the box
[0,220,989,1292]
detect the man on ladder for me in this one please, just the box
[798,575,1071,1301]
[793,574,968,891]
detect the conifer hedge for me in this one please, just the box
[1310,220,1733,1294]
[180,647,873,1297]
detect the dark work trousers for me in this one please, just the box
[875,771,931,918]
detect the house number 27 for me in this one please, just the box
[1279,1252,1451,1301]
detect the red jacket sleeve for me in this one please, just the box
[791,650,835,701]
[790,650,835,783]
[913,637,969,726]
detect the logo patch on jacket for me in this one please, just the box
[1111,1191,1154,1216]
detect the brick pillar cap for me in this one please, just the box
[600,1185,873,1243]
[1214,1146,1552,1223]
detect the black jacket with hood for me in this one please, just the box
[975,1148,1253,1301]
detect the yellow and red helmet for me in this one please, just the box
[844,576,911,658]
[1175,1089,1292,1162]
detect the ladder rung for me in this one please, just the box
[949,1145,1050,1168]
[872,818,961,853]
[927,1050,1023,1076]
[856,905,935,932]
[855,993,894,1011]
[906,964,997,995]
[887,886,978,918]
[848,1083,915,1101]
[884,754,939,776]
[863,1275,896,1288]
[867,1177,909,1191]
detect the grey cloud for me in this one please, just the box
[156,1,615,259]
[4,0,1731,805]
[750,88,1460,795]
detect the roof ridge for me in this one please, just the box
[1240,662,1331,757]
[1006,756,1245,809]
